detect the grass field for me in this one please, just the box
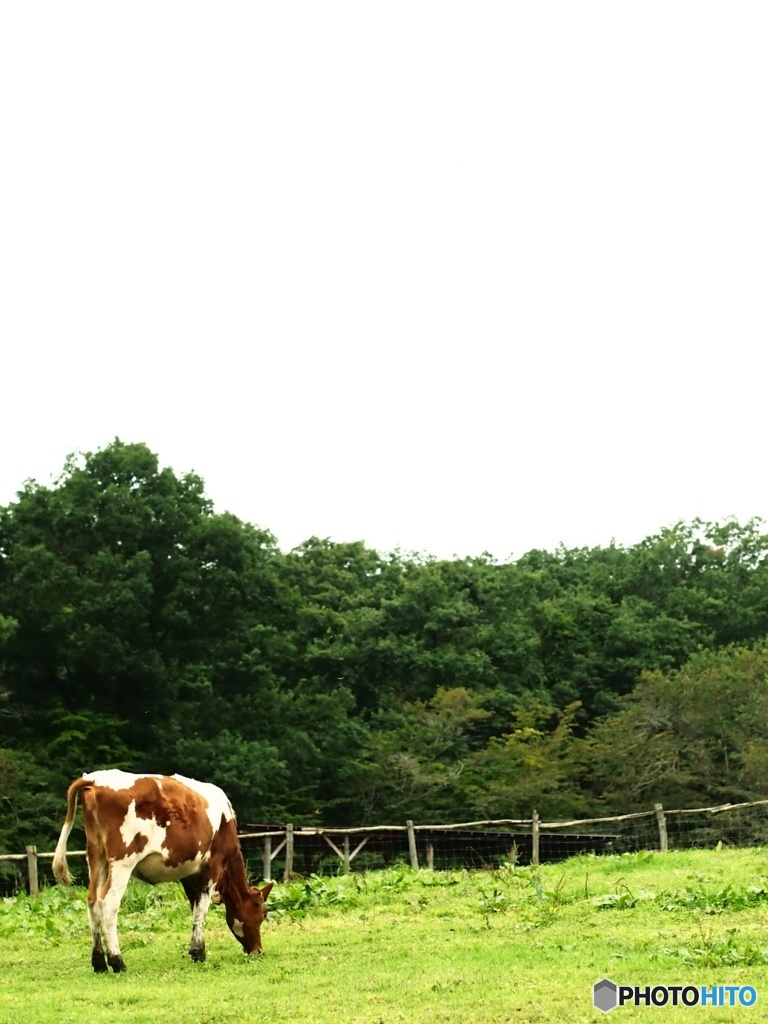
[3,847,768,1022]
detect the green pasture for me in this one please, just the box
[3,847,768,1023]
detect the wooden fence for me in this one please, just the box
[4,798,768,895]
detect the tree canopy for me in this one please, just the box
[2,440,768,858]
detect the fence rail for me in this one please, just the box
[4,798,768,895]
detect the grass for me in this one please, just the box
[2,847,768,1022]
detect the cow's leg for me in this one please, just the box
[87,899,106,973]
[181,875,212,962]
[99,862,133,973]
[86,842,108,973]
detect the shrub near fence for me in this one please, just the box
[4,799,768,895]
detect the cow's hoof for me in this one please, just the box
[92,951,108,973]
[190,946,207,963]
[108,955,127,973]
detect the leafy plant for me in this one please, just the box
[592,884,655,910]
[657,881,768,912]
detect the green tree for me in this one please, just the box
[587,641,768,810]
[0,440,284,787]
[463,699,587,820]
[0,748,61,879]
[351,687,493,823]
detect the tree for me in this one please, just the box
[587,641,768,810]
[0,440,283,777]
[463,699,587,820]
[351,687,493,823]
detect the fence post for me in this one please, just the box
[531,810,540,867]
[262,835,272,882]
[425,839,434,870]
[26,846,39,896]
[406,820,419,869]
[654,802,668,853]
[283,823,294,881]
[342,834,351,874]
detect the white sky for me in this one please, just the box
[2,3,766,561]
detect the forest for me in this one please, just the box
[2,439,768,859]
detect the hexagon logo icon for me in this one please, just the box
[593,978,618,1013]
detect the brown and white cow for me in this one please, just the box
[52,770,273,973]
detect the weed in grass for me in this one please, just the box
[658,881,768,913]
[591,884,655,910]
[655,922,768,968]
[0,886,85,944]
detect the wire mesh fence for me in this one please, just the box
[538,800,768,858]
[5,798,768,894]
[665,801,768,849]
[236,799,768,879]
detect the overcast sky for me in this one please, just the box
[2,4,766,561]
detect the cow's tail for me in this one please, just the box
[52,777,89,885]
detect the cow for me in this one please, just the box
[52,770,273,973]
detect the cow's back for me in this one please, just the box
[81,772,233,881]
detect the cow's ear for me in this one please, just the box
[260,882,274,900]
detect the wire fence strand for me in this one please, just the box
[5,798,768,892]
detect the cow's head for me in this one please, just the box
[226,882,273,955]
